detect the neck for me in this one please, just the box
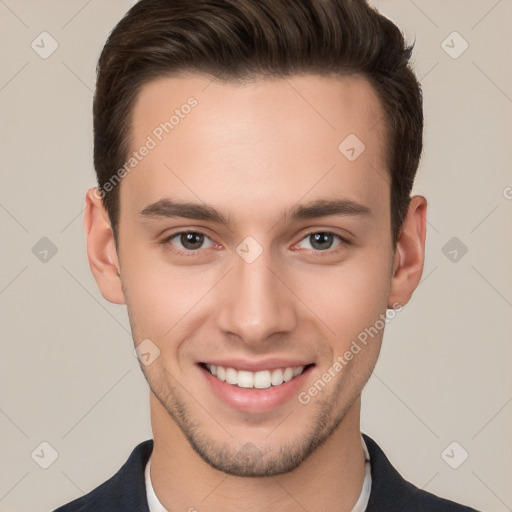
[149,392,366,512]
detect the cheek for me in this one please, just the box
[301,253,392,348]
[121,249,217,340]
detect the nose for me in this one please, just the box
[216,248,298,347]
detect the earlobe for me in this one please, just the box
[83,187,126,305]
[387,195,427,308]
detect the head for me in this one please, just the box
[85,0,426,477]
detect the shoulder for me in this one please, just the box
[362,433,481,512]
[52,439,154,512]
[52,473,119,512]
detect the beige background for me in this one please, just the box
[1,1,511,511]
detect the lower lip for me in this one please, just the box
[199,364,314,413]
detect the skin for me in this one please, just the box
[84,73,426,512]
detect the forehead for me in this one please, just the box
[122,73,389,223]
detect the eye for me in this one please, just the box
[295,232,347,252]
[164,231,215,253]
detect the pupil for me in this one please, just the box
[181,232,203,249]
[311,232,332,250]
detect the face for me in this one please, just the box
[95,73,411,476]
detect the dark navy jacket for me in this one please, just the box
[53,433,481,511]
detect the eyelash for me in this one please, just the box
[160,230,351,257]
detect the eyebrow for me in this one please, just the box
[139,197,371,226]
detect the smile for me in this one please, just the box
[203,363,308,389]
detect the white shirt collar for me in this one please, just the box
[145,435,372,512]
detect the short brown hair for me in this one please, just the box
[93,0,423,247]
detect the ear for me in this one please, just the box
[83,187,126,304]
[387,195,427,308]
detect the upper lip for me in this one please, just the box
[200,358,314,372]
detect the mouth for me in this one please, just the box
[197,359,316,413]
[199,362,315,389]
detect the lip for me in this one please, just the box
[201,358,313,372]
[198,362,315,413]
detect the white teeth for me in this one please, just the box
[237,370,254,388]
[271,368,283,386]
[205,364,306,388]
[254,370,272,389]
[283,367,294,382]
[225,367,238,385]
[216,366,226,381]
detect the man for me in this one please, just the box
[54,0,480,510]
